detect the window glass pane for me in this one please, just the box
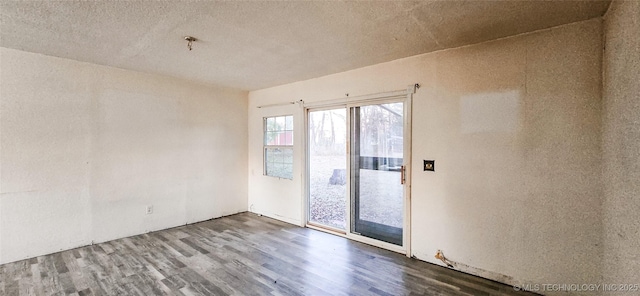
[264,115,293,180]
[285,115,293,131]
[276,148,285,163]
[278,131,285,145]
[280,148,288,163]
[284,131,293,146]
[274,163,290,179]
[265,131,279,145]
[283,148,293,164]
[266,117,276,131]
[276,116,286,131]
[275,163,286,178]
[265,148,274,163]
[266,162,277,176]
[264,147,293,179]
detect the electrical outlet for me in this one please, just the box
[146,205,153,214]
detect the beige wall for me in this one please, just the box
[0,48,248,264]
[248,19,604,293]
[603,0,640,288]
[248,102,305,226]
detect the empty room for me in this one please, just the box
[1,0,638,295]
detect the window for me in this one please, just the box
[264,115,293,179]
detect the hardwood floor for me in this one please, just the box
[0,213,537,296]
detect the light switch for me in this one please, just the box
[424,160,435,171]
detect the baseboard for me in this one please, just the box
[412,252,520,290]
[248,210,301,226]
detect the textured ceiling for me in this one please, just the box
[0,1,611,90]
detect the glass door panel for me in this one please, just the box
[350,102,404,245]
[308,108,347,230]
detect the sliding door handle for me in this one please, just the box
[400,165,406,185]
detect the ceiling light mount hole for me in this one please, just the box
[184,36,197,51]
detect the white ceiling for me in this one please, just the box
[0,1,611,91]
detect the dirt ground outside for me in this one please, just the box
[309,155,403,230]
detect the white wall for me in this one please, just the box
[603,0,640,289]
[248,19,603,293]
[247,103,305,226]
[0,47,248,264]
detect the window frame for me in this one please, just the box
[263,115,294,180]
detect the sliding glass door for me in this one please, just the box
[307,97,409,250]
[350,102,404,245]
[308,108,347,230]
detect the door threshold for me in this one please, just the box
[306,222,406,255]
[306,222,346,235]
[347,232,406,255]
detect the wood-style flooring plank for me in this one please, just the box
[1,213,539,296]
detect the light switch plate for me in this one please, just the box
[424,160,435,171]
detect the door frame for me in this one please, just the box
[302,85,414,256]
